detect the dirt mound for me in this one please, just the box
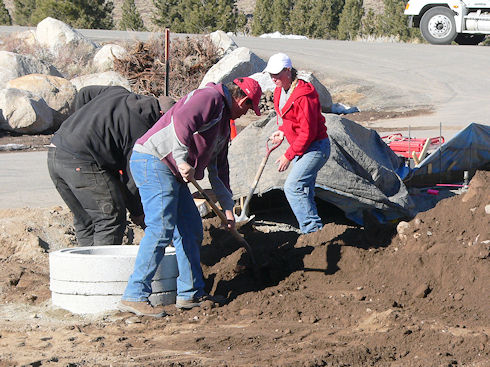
[0,171,488,366]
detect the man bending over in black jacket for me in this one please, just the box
[47,86,175,247]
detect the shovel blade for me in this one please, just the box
[234,213,255,224]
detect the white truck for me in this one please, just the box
[404,0,490,44]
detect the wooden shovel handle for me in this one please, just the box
[189,178,257,265]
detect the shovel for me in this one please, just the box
[235,138,282,223]
[189,177,258,268]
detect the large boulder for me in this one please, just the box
[70,71,131,92]
[35,17,98,56]
[228,113,414,225]
[0,51,61,88]
[209,30,237,57]
[13,30,38,48]
[0,88,54,134]
[297,71,333,113]
[6,74,77,128]
[249,70,333,113]
[93,44,128,72]
[199,47,266,88]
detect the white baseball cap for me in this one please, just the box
[263,53,292,74]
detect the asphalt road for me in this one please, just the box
[0,150,60,208]
[0,28,488,208]
[232,36,490,138]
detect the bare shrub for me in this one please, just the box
[48,42,98,79]
[113,35,220,99]
[0,33,97,79]
[0,33,52,65]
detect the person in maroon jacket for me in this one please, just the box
[265,53,330,234]
[119,77,262,317]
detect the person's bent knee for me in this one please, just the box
[284,181,305,197]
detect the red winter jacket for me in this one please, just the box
[273,79,328,161]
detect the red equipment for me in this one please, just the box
[230,119,237,140]
[382,133,444,158]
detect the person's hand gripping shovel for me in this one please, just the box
[189,178,262,280]
[234,137,283,224]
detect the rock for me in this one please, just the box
[297,70,333,113]
[413,283,432,298]
[70,71,131,92]
[453,293,463,301]
[183,55,201,70]
[396,221,410,235]
[125,316,142,324]
[0,88,54,134]
[485,204,490,215]
[396,221,410,243]
[6,74,76,128]
[199,47,266,88]
[0,51,61,88]
[13,30,38,48]
[248,70,333,113]
[209,30,237,57]
[93,44,128,72]
[248,71,276,93]
[35,17,98,57]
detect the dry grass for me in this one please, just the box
[0,33,97,79]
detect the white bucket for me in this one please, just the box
[49,245,178,314]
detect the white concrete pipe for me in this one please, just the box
[49,245,178,314]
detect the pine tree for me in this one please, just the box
[30,0,114,29]
[337,0,364,40]
[361,8,377,36]
[119,0,146,31]
[0,0,11,25]
[153,0,239,33]
[309,0,345,39]
[251,0,273,35]
[271,0,292,34]
[376,0,410,40]
[289,0,315,37]
[152,0,184,31]
[13,0,35,26]
[211,0,241,33]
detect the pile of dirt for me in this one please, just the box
[0,171,488,366]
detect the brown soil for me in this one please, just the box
[0,168,488,366]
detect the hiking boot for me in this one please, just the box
[118,300,167,318]
[175,294,226,310]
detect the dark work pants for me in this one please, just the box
[47,147,126,246]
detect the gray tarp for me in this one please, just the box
[404,123,490,187]
[229,113,416,225]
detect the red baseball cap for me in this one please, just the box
[233,77,262,116]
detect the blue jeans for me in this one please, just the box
[284,138,330,234]
[122,151,205,302]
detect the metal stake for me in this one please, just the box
[164,28,170,97]
[439,122,442,183]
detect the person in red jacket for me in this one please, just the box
[265,53,330,233]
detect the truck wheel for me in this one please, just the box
[454,34,486,45]
[420,6,457,45]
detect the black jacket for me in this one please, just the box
[52,86,161,216]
